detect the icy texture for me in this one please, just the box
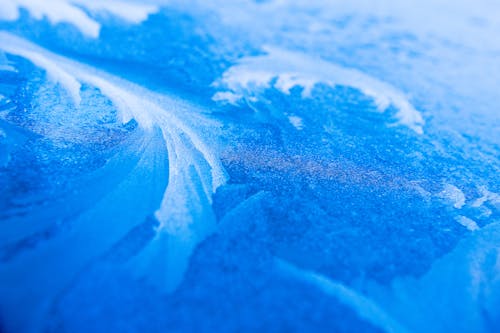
[0,31,225,333]
[0,0,158,37]
[0,1,499,333]
[213,47,424,133]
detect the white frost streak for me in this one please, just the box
[0,45,82,105]
[0,28,227,211]
[456,216,480,231]
[0,0,100,37]
[275,258,410,333]
[288,115,304,130]
[0,0,158,38]
[79,0,158,24]
[0,31,227,290]
[472,186,500,209]
[213,47,424,134]
[438,184,466,209]
[381,222,500,333]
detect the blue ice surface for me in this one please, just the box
[0,1,499,332]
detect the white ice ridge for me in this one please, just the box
[0,0,158,38]
[438,184,466,209]
[275,258,410,333]
[472,186,500,209]
[213,47,425,134]
[0,30,227,285]
[377,221,500,333]
[455,215,480,231]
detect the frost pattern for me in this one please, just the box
[213,47,425,134]
[276,258,410,333]
[0,31,226,333]
[0,0,158,38]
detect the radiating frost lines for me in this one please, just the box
[0,31,227,289]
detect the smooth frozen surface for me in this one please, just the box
[0,1,499,332]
